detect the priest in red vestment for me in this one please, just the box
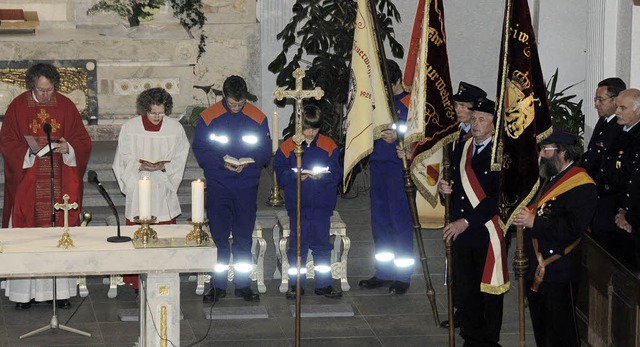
[0,63,92,309]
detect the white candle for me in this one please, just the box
[191,179,205,222]
[138,177,151,219]
[272,111,279,153]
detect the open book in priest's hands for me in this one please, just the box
[223,155,255,166]
[24,135,61,157]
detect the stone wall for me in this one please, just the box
[0,0,260,140]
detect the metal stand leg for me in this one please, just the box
[20,277,91,339]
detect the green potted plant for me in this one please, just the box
[546,68,585,147]
[268,0,404,148]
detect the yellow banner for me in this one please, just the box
[343,0,392,190]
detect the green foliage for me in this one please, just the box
[87,0,207,58]
[546,68,585,147]
[269,0,404,147]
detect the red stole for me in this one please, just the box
[459,140,510,295]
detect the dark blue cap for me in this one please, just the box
[541,128,577,145]
[470,96,495,115]
[453,82,487,102]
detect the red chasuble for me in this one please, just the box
[0,91,92,228]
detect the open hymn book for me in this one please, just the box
[25,135,60,157]
[223,155,255,166]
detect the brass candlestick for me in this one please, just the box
[267,165,284,207]
[133,216,157,244]
[186,220,210,245]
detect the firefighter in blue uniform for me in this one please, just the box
[274,104,343,298]
[192,75,271,302]
[358,60,414,294]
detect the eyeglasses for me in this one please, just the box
[539,146,558,153]
[148,112,165,117]
[593,96,613,103]
[226,99,246,108]
[35,87,54,94]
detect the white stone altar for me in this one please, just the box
[0,224,216,347]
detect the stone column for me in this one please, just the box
[585,0,606,149]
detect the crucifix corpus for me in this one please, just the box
[273,67,324,346]
[55,194,78,249]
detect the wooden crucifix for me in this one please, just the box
[272,67,324,347]
[54,194,78,248]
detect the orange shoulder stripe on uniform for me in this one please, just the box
[400,93,411,108]
[199,102,267,126]
[317,135,338,156]
[199,102,226,126]
[242,103,267,125]
[280,138,297,158]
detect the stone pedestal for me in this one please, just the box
[139,273,181,347]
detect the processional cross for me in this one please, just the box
[54,194,78,248]
[273,68,324,347]
[273,68,324,145]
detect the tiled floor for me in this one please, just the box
[0,179,534,346]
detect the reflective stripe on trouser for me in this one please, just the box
[370,159,414,283]
[287,211,333,288]
[208,184,258,290]
[374,252,415,283]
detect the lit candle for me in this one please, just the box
[191,179,205,223]
[138,177,151,219]
[272,111,279,153]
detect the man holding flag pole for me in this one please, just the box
[490,0,553,345]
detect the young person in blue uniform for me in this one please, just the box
[439,97,509,346]
[274,104,343,298]
[514,129,597,347]
[192,75,272,302]
[358,60,415,295]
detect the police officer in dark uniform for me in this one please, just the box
[600,88,640,268]
[582,77,625,178]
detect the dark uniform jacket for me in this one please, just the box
[595,123,640,233]
[449,138,499,249]
[525,164,597,283]
[582,116,622,178]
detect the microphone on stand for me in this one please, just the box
[87,170,131,243]
[43,123,55,226]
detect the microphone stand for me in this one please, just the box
[46,130,55,226]
[88,170,131,243]
[21,131,91,340]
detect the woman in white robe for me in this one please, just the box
[112,87,190,290]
